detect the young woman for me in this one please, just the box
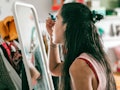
[46,2,116,90]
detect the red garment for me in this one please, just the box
[1,41,22,74]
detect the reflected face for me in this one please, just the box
[52,10,66,44]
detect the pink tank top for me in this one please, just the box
[77,53,107,90]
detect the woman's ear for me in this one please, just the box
[63,23,67,31]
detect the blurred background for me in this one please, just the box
[0,0,120,89]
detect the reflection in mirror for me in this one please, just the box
[13,2,54,90]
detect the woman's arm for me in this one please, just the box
[46,18,63,76]
[48,40,63,76]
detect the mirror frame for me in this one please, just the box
[13,1,54,90]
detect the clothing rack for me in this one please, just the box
[0,47,21,90]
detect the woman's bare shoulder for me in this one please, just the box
[69,58,94,78]
[69,58,95,90]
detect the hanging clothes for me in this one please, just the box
[0,48,22,90]
[8,41,23,75]
[22,64,29,90]
[0,40,23,75]
[0,16,18,41]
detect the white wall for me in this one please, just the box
[20,0,53,22]
[0,0,18,20]
[96,16,120,49]
[0,0,53,22]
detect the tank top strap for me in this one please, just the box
[78,57,99,83]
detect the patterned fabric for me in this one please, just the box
[0,41,22,75]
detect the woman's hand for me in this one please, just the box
[46,18,55,37]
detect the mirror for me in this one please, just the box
[13,1,54,90]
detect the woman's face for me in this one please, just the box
[52,10,66,44]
